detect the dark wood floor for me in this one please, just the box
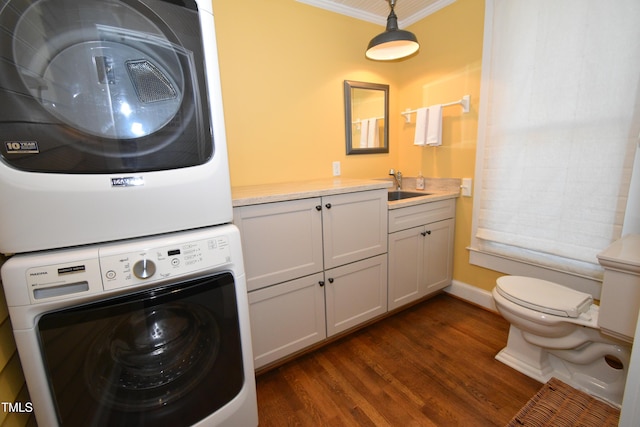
[255,293,542,426]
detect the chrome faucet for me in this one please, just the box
[389,169,402,190]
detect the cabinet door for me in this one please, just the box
[423,218,455,294]
[325,254,388,337]
[322,190,387,269]
[248,273,326,369]
[388,218,455,310]
[234,198,323,291]
[388,226,424,311]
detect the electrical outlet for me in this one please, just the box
[332,161,341,176]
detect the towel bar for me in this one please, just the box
[401,95,470,123]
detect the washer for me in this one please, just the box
[0,0,233,253]
[1,225,258,426]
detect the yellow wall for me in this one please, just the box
[212,0,402,186]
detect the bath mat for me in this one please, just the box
[506,377,620,426]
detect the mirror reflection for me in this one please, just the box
[344,80,389,154]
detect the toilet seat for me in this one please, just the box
[496,276,593,318]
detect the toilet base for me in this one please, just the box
[496,325,629,407]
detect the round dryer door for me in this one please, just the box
[14,1,185,140]
[0,0,214,173]
[35,42,183,141]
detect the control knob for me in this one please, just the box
[133,259,156,279]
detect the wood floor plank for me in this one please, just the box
[322,339,431,426]
[256,294,542,426]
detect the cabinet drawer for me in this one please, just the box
[388,199,455,233]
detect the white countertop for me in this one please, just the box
[232,177,460,208]
[232,178,392,207]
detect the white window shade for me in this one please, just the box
[473,0,640,280]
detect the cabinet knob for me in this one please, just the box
[319,280,325,287]
[316,205,322,211]
[325,203,332,209]
[328,278,334,283]
[421,230,432,236]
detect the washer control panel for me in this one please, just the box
[99,235,232,291]
[5,226,240,307]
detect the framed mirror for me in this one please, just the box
[344,80,389,154]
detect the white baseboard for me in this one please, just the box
[444,280,497,312]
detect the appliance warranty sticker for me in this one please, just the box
[5,141,39,154]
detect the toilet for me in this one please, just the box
[492,234,640,407]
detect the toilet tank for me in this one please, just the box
[597,234,640,343]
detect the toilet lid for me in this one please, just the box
[496,276,593,318]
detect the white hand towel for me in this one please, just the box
[359,119,369,148]
[426,104,442,146]
[367,118,378,147]
[413,107,428,146]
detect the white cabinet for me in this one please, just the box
[234,198,323,292]
[234,189,388,369]
[388,200,455,311]
[322,191,388,269]
[248,273,326,368]
[325,254,387,336]
[248,255,388,369]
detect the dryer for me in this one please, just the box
[0,0,233,253]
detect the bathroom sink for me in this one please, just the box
[387,191,431,201]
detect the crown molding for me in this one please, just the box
[296,0,457,27]
[297,0,386,25]
[401,0,456,27]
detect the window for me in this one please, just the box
[470,0,640,288]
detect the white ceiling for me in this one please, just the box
[296,0,456,27]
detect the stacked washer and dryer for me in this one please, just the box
[0,0,258,426]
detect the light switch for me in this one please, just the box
[461,178,472,197]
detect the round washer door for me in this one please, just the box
[37,272,245,426]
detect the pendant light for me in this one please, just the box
[366,0,419,61]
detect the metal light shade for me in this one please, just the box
[365,1,419,61]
